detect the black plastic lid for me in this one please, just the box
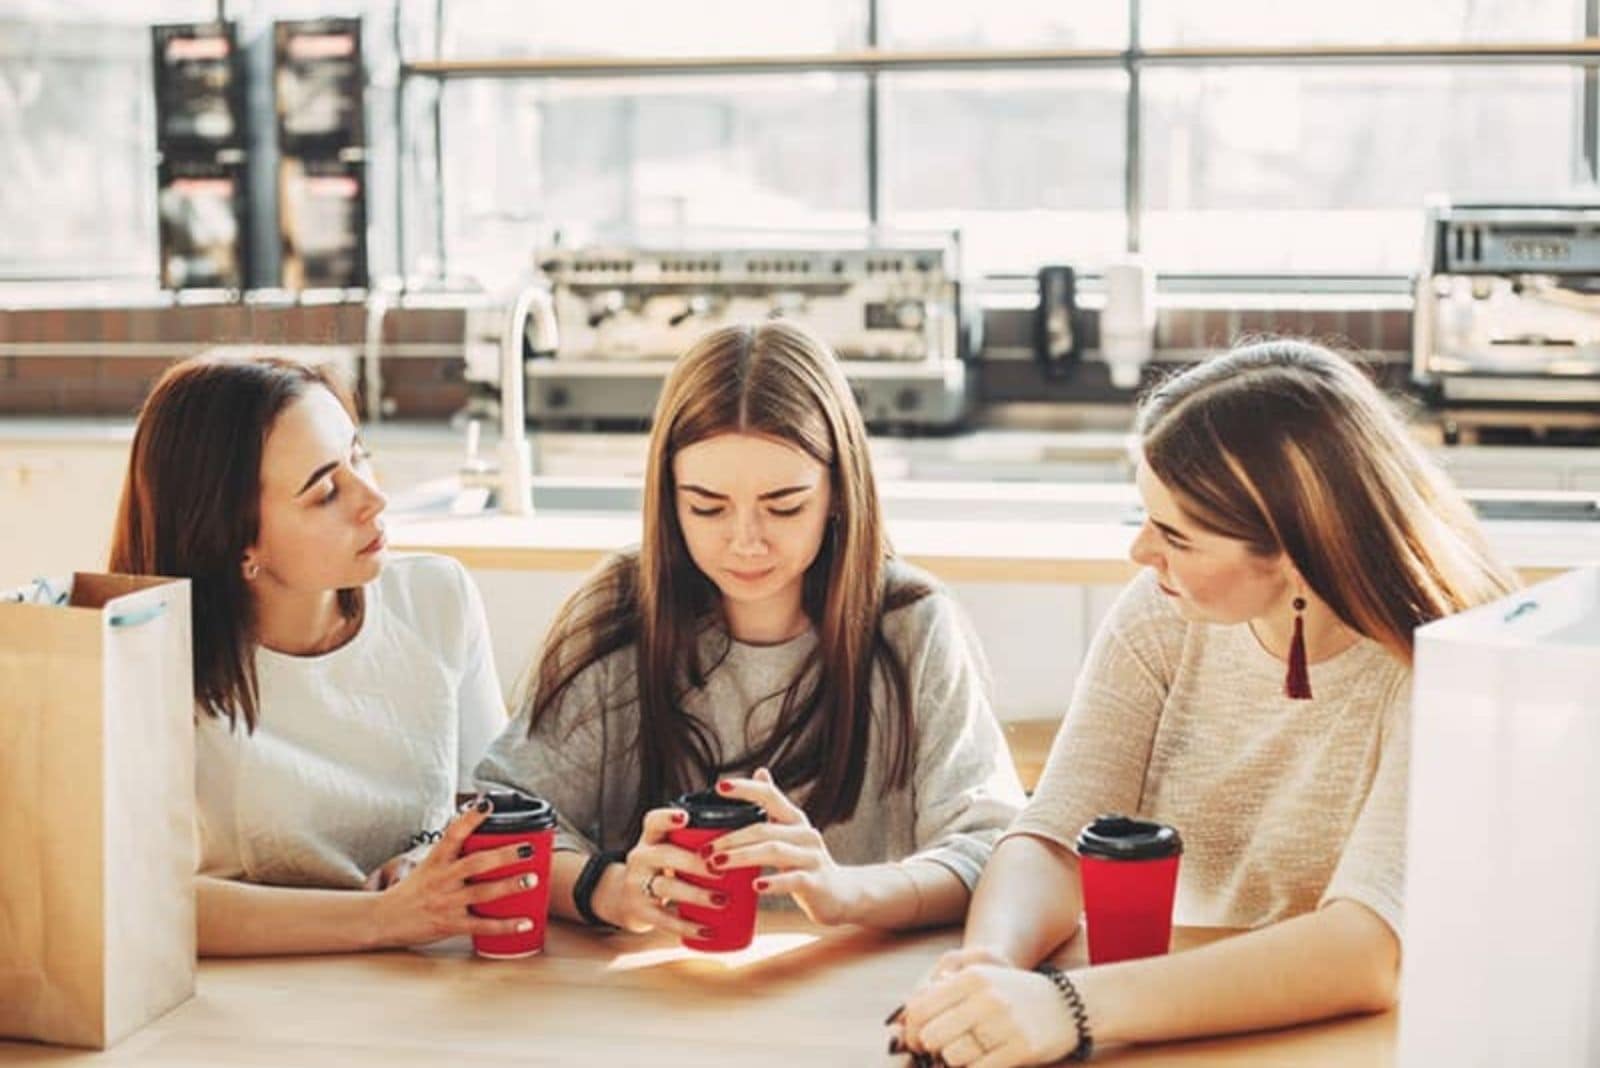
[479,789,557,833]
[1075,814,1182,861]
[673,790,767,830]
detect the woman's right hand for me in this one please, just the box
[592,807,720,939]
[926,945,1017,984]
[367,798,540,948]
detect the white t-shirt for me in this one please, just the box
[196,553,506,888]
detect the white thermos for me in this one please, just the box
[1100,258,1156,390]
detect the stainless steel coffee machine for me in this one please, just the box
[1413,200,1600,424]
[518,238,974,431]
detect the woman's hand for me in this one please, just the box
[591,807,720,939]
[363,841,431,891]
[712,767,858,926]
[366,797,542,948]
[897,964,1081,1068]
[919,944,1018,988]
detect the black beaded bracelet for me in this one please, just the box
[572,849,626,929]
[1034,963,1095,1062]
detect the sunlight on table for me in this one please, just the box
[606,931,821,973]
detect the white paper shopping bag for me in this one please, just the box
[1401,566,1600,1068]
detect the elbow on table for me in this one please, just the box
[1356,956,1401,1015]
[1332,901,1403,1014]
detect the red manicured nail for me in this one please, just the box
[699,843,715,859]
[710,893,728,906]
[710,853,728,867]
[699,927,716,940]
[671,811,687,824]
[716,781,732,794]
[753,879,770,892]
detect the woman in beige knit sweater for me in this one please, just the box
[896,339,1517,1066]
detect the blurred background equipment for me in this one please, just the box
[1413,199,1600,441]
[274,16,367,290]
[495,235,973,431]
[151,20,247,290]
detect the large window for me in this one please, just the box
[416,0,1596,283]
[438,0,865,58]
[1141,0,1583,46]
[1141,66,1583,274]
[2,0,1594,288]
[880,70,1127,271]
[439,75,869,288]
[0,0,399,293]
[0,5,187,282]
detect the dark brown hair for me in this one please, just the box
[525,321,928,838]
[1138,339,1517,663]
[108,355,362,730]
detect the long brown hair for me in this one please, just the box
[108,355,362,731]
[1138,339,1517,663]
[526,321,927,837]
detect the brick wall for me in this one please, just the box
[0,303,466,418]
[0,299,1412,418]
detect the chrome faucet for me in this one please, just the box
[496,280,557,516]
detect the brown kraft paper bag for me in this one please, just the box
[0,573,196,1049]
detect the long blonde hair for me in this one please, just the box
[1139,339,1516,663]
[525,321,928,838]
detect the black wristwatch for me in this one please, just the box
[572,849,626,929]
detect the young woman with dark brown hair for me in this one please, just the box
[476,321,1024,938]
[110,355,527,956]
[896,339,1517,1066]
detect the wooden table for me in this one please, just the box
[0,918,1394,1066]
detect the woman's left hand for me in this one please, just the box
[897,964,1081,1068]
[711,767,860,926]
[363,841,432,891]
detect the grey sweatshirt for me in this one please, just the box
[476,561,1025,890]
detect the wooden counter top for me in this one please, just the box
[390,497,1600,586]
[0,916,1394,1066]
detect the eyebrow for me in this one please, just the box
[678,482,814,502]
[1149,517,1191,541]
[294,433,360,497]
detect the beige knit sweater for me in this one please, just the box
[1009,570,1410,936]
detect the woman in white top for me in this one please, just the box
[109,354,522,956]
[895,340,1518,1065]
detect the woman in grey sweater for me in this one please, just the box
[477,321,1024,940]
[897,340,1517,1065]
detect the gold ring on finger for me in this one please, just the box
[947,1032,986,1062]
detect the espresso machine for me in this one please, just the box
[514,238,975,431]
[1413,199,1600,434]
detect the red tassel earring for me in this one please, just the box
[1285,596,1313,700]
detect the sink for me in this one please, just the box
[386,476,640,518]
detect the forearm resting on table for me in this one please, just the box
[197,875,387,956]
[1073,898,1400,1048]
[962,833,1084,966]
[843,859,969,930]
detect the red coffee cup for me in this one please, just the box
[462,789,557,959]
[666,790,767,953]
[1075,814,1183,965]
